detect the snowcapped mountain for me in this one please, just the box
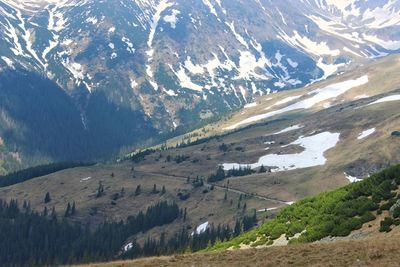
[0,0,399,171]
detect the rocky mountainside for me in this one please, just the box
[0,0,399,172]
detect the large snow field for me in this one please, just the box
[222,132,340,172]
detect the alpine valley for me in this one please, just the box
[1,0,400,172]
[0,0,400,266]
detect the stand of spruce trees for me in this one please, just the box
[0,199,257,266]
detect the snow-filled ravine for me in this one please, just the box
[222,132,340,172]
[225,76,369,130]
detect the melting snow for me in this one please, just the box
[146,0,173,90]
[354,94,369,100]
[123,242,133,252]
[279,30,340,57]
[244,102,258,109]
[367,95,400,106]
[1,56,14,68]
[164,9,180,29]
[226,76,369,130]
[192,221,209,236]
[222,132,340,171]
[271,125,303,135]
[271,95,302,107]
[344,173,363,183]
[202,0,218,18]
[357,128,376,140]
[80,177,92,182]
[170,64,203,91]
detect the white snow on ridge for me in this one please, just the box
[202,0,218,18]
[367,95,400,106]
[164,9,180,29]
[146,0,173,90]
[357,128,375,140]
[225,76,369,130]
[222,132,340,172]
[363,34,400,51]
[226,21,249,49]
[1,56,14,68]
[279,30,340,57]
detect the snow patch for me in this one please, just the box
[344,173,363,183]
[244,102,258,109]
[164,9,180,29]
[357,128,376,140]
[226,76,369,130]
[222,132,340,172]
[367,95,400,106]
[271,125,303,135]
[191,221,209,236]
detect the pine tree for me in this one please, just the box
[224,191,227,201]
[42,206,48,217]
[135,185,142,196]
[49,207,57,223]
[44,192,51,203]
[64,202,71,217]
[161,186,166,195]
[96,182,104,198]
[183,208,187,222]
[152,184,158,194]
[234,219,241,236]
[259,165,267,173]
[71,202,76,216]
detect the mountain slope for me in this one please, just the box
[79,166,400,267]
[0,0,399,172]
[0,55,399,264]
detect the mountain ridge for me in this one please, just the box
[1,0,400,172]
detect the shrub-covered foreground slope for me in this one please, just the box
[79,165,400,266]
[207,165,400,251]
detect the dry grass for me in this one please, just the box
[77,228,400,267]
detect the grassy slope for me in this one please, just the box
[78,233,400,267]
[78,165,400,267]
